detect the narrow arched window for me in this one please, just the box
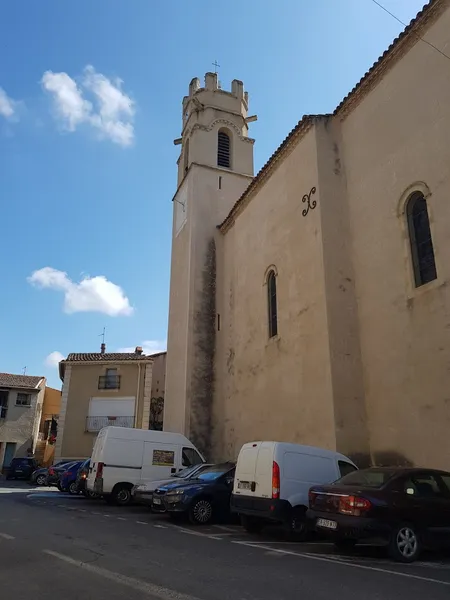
[184,138,189,174]
[217,131,231,168]
[406,191,437,287]
[267,270,278,338]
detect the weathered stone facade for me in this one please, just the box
[165,0,450,469]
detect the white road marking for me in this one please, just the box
[43,549,202,600]
[175,526,222,540]
[117,517,127,521]
[231,541,450,586]
[136,521,148,525]
[103,514,111,518]
[153,524,167,529]
[0,533,15,540]
[214,525,238,532]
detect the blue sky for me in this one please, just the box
[0,0,427,387]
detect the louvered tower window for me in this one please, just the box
[217,131,231,168]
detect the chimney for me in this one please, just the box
[100,343,106,354]
[135,346,143,355]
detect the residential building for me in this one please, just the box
[0,372,46,470]
[164,0,450,470]
[35,386,61,466]
[55,345,167,461]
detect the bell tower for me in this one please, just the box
[164,72,256,455]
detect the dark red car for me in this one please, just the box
[308,467,450,563]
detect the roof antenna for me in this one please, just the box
[99,327,106,354]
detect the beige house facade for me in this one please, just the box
[0,372,46,470]
[164,0,450,470]
[55,347,167,461]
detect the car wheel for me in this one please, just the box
[334,539,357,553]
[112,485,132,506]
[36,474,46,486]
[241,515,264,534]
[87,490,99,499]
[189,498,213,525]
[388,523,421,563]
[285,507,308,541]
[68,482,79,495]
[57,482,64,492]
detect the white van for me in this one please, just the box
[87,427,205,505]
[231,441,357,536]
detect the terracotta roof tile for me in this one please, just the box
[64,353,153,362]
[334,0,440,116]
[0,373,44,389]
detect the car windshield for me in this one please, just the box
[335,469,397,488]
[174,465,200,478]
[195,465,233,482]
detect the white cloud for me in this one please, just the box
[118,340,167,355]
[45,351,65,368]
[41,71,91,131]
[28,267,133,316]
[41,65,135,146]
[0,87,17,119]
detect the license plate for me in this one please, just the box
[238,481,252,490]
[317,518,337,530]
[153,498,161,505]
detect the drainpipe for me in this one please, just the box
[134,363,141,428]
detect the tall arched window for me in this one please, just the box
[217,130,231,168]
[184,138,189,174]
[267,270,278,338]
[406,191,437,287]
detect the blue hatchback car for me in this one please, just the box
[152,462,235,525]
[59,461,84,494]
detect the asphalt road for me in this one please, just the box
[1,480,450,599]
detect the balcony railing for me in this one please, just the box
[86,416,134,432]
[98,375,121,390]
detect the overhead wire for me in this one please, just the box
[370,0,450,62]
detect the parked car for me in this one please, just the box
[134,463,212,508]
[231,441,357,537]
[30,460,73,486]
[152,462,235,524]
[87,426,206,506]
[30,467,49,486]
[76,459,98,498]
[47,461,76,486]
[6,457,39,480]
[59,461,84,494]
[308,467,450,563]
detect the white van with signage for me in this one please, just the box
[87,427,205,506]
[231,441,357,537]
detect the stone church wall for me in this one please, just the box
[340,4,450,470]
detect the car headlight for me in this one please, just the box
[166,489,184,496]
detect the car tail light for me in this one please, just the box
[48,467,54,475]
[338,495,371,516]
[96,462,104,479]
[272,461,280,499]
[308,490,317,508]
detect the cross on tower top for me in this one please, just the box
[212,60,220,74]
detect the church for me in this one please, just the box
[163,0,450,470]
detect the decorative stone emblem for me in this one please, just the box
[302,186,317,217]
